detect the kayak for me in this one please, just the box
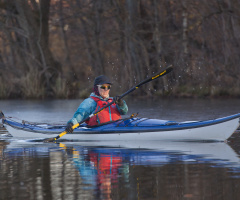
[1,113,240,141]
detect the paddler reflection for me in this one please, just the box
[60,143,124,199]
[89,152,122,199]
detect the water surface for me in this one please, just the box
[1,98,240,200]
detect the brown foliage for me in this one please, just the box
[0,0,240,99]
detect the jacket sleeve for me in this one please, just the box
[68,98,97,125]
[116,100,128,115]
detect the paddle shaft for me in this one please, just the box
[53,66,173,141]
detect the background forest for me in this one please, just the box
[0,0,240,99]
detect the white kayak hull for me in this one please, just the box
[3,115,240,141]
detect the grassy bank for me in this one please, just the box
[1,79,240,100]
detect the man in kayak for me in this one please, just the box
[65,75,128,133]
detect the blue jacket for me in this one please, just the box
[68,93,128,125]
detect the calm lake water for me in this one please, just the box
[1,98,240,200]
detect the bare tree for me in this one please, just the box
[0,0,62,98]
[1,0,240,99]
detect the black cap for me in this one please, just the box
[94,75,112,86]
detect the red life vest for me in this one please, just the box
[86,96,122,126]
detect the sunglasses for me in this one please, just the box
[98,85,111,90]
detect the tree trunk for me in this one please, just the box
[5,0,62,97]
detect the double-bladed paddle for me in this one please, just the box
[45,65,173,142]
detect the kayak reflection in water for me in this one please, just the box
[65,75,128,133]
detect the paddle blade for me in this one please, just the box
[0,111,4,119]
[44,131,67,142]
[44,137,55,143]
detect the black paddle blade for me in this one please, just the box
[44,138,55,142]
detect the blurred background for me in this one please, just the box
[0,0,240,99]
